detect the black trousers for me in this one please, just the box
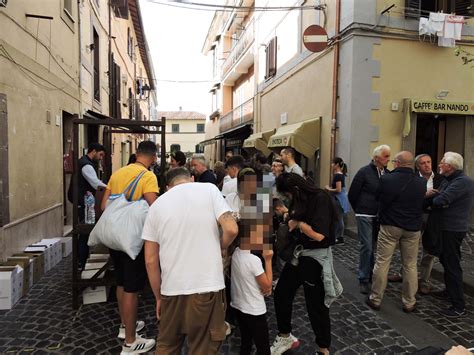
[274,256,331,349]
[233,308,270,355]
[439,231,466,310]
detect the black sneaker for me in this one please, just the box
[438,307,466,318]
[335,237,345,245]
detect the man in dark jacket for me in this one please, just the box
[430,152,474,318]
[69,142,106,269]
[191,154,217,184]
[415,154,445,295]
[366,151,426,312]
[348,145,391,294]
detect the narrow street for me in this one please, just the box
[0,233,472,354]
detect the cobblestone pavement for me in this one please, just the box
[0,236,471,354]
[333,235,474,348]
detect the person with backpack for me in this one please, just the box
[270,173,342,355]
[100,141,159,354]
[68,142,107,270]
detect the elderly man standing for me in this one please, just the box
[366,151,426,312]
[415,154,445,295]
[348,145,391,294]
[143,167,238,354]
[191,153,217,184]
[430,152,474,318]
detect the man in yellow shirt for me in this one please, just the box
[101,141,159,354]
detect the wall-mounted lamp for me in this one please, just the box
[86,43,95,53]
[436,90,449,100]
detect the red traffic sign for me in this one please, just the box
[303,25,328,53]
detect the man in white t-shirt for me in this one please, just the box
[221,155,245,197]
[142,167,238,354]
[280,147,304,176]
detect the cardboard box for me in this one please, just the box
[4,257,33,295]
[82,286,108,305]
[40,239,62,266]
[0,266,23,310]
[13,253,44,283]
[24,245,51,272]
[81,265,108,305]
[60,237,72,258]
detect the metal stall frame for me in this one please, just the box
[71,113,166,309]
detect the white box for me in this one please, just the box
[0,266,23,310]
[88,254,109,260]
[40,239,62,266]
[24,245,51,272]
[82,286,108,305]
[81,267,108,305]
[60,237,73,257]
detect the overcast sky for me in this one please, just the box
[140,0,217,116]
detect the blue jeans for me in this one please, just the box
[356,216,375,284]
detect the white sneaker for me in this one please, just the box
[121,334,155,354]
[117,320,146,339]
[271,333,300,354]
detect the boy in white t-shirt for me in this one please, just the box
[230,168,273,355]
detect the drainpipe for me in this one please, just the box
[329,0,341,183]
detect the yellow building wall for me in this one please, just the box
[166,119,206,154]
[372,39,474,156]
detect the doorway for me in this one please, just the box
[62,111,74,227]
[415,114,465,168]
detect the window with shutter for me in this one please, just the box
[265,37,277,80]
[112,0,129,19]
[454,0,472,16]
[93,28,100,103]
[406,0,472,18]
[115,63,121,119]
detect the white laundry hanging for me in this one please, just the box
[444,15,464,40]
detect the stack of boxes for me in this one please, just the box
[0,236,73,310]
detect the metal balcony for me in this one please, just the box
[221,21,255,84]
[219,98,254,133]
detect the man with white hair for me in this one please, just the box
[348,144,391,294]
[428,152,474,318]
[191,154,217,184]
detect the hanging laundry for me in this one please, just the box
[429,12,446,35]
[438,36,456,48]
[444,15,464,40]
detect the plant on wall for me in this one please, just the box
[454,47,474,67]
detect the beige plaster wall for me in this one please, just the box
[259,51,335,184]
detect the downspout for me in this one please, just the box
[77,0,83,117]
[329,0,341,183]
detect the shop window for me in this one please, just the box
[171,144,181,152]
[405,0,472,18]
[265,37,277,80]
[197,123,205,133]
[172,124,180,133]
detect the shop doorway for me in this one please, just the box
[62,111,74,226]
[415,114,465,168]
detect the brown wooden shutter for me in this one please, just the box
[405,0,421,18]
[265,37,277,80]
[454,0,472,16]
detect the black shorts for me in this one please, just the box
[110,247,147,293]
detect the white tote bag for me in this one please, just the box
[89,171,149,260]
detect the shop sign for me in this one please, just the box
[411,99,474,115]
[226,138,242,147]
[270,136,289,146]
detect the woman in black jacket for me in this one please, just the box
[270,173,337,355]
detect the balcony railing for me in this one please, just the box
[220,98,254,133]
[221,20,255,77]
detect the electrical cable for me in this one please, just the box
[145,0,325,12]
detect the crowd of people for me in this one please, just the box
[74,141,474,355]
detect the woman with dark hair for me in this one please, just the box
[270,173,342,355]
[325,157,350,244]
[169,150,186,168]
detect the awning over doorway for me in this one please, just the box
[198,138,216,146]
[242,129,275,156]
[267,118,321,158]
[403,99,474,137]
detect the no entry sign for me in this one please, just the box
[303,25,328,53]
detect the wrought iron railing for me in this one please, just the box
[220,98,254,132]
[221,20,255,77]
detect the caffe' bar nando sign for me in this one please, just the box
[411,99,474,115]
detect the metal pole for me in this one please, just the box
[160,117,166,194]
[72,116,79,309]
